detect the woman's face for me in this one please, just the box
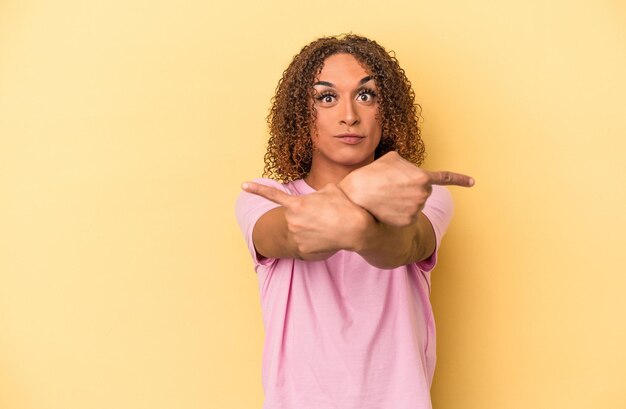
[310,53,382,173]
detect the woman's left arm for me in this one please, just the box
[353,212,436,269]
[339,151,473,268]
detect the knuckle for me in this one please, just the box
[284,219,296,233]
[297,241,314,255]
[290,199,303,211]
[289,219,304,232]
[399,215,412,227]
[415,172,428,184]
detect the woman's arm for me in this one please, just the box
[339,151,473,225]
[338,151,473,268]
[242,182,375,261]
[242,152,472,267]
[242,179,438,269]
[354,212,436,269]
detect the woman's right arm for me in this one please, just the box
[243,182,375,261]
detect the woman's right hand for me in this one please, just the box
[242,181,375,260]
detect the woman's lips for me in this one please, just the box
[336,134,365,145]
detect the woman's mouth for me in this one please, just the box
[336,134,365,144]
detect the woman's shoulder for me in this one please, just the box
[248,177,290,192]
[235,178,304,211]
[249,177,313,196]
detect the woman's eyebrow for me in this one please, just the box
[313,76,373,87]
[313,80,334,87]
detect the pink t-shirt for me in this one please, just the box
[235,178,454,409]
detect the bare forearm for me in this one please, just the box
[356,213,436,269]
[245,179,438,266]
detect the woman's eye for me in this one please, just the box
[357,89,377,102]
[316,93,336,104]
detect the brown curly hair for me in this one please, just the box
[264,34,425,182]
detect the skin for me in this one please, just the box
[242,53,475,269]
[305,53,383,189]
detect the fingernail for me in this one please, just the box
[242,182,250,191]
[468,178,475,186]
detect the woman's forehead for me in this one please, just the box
[314,53,374,86]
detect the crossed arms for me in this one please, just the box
[242,152,474,269]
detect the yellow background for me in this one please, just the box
[1,0,625,408]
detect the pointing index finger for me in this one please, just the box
[425,171,475,187]
[242,181,294,206]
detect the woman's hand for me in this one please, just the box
[339,151,474,227]
[242,182,375,260]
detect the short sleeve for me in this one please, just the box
[416,185,454,273]
[234,178,291,268]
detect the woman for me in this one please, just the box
[236,34,473,409]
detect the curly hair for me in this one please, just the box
[263,34,425,182]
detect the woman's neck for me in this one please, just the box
[304,161,369,190]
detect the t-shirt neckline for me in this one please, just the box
[291,178,316,194]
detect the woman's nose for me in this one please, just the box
[339,99,360,126]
